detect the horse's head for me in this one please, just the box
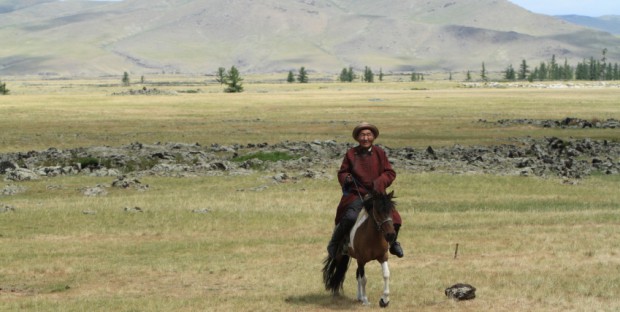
[363,190,397,243]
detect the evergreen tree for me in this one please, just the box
[411,72,424,81]
[528,69,536,82]
[575,59,588,80]
[339,67,356,82]
[215,67,227,85]
[122,72,130,86]
[518,59,529,80]
[363,66,374,82]
[287,70,295,83]
[504,64,516,81]
[561,58,573,80]
[480,62,487,81]
[588,56,599,80]
[600,48,608,80]
[224,66,243,93]
[549,55,559,80]
[297,66,308,83]
[0,80,8,95]
[448,72,453,81]
[379,68,384,82]
[605,63,613,80]
[538,62,547,81]
[466,70,472,81]
[347,66,355,82]
[339,68,349,82]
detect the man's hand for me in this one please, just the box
[344,174,353,185]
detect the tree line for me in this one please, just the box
[8,48,616,96]
[503,49,620,82]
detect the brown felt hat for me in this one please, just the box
[352,122,379,139]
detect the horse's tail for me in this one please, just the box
[322,255,350,295]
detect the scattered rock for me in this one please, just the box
[237,185,269,192]
[123,206,143,212]
[112,175,149,191]
[273,172,293,183]
[0,161,16,174]
[0,203,16,213]
[191,208,210,214]
[480,117,619,129]
[1,135,618,181]
[4,168,39,181]
[81,185,108,197]
[2,184,26,196]
[445,283,476,301]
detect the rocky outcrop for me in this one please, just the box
[389,137,619,178]
[479,117,620,129]
[0,136,618,183]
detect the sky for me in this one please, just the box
[508,0,620,17]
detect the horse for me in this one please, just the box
[322,191,397,307]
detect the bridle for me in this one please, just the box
[350,175,393,236]
[369,200,393,236]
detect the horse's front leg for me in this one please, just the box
[356,264,369,305]
[379,261,390,307]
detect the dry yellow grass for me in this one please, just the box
[1,172,619,311]
[1,77,619,152]
[0,77,619,311]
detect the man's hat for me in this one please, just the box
[352,122,379,139]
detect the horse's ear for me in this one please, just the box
[388,190,395,198]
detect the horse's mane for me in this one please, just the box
[363,191,396,215]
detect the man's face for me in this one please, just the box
[356,129,375,148]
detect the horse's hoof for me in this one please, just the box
[379,298,390,308]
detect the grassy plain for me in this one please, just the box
[1,76,619,152]
[0,77,619,311]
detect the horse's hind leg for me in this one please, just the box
[356,265,369,305]
[379,261,390,307]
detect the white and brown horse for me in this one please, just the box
[322,191,397,307]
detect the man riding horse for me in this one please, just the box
[326,122,404,258]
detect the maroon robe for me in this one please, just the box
[334,145,402,225]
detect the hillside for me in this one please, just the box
[1,0,620,76]
[556,15,620,35]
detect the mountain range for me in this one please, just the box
[1,0,619,77]
[556,15,620,35]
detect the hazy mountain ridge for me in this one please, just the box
[1,0,619,76]
[557,15,620,35]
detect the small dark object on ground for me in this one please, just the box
[445,283,476,300]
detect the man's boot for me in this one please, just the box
[389,224,404,258]
[326,220,354,258]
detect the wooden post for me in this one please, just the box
[454,243,459,259]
